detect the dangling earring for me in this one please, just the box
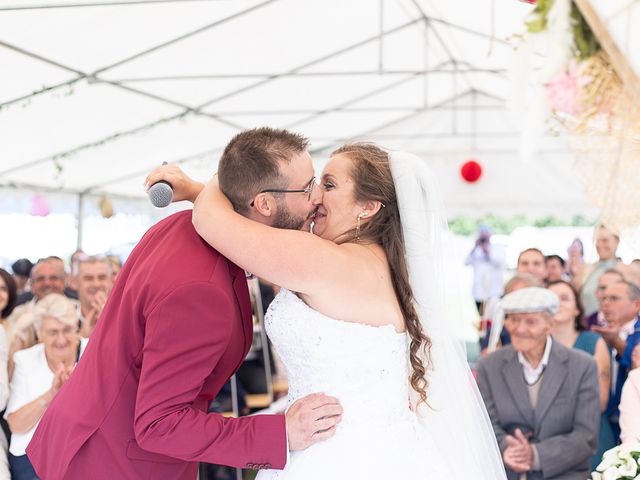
[356,212,367,242]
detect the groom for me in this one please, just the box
[26,128,342,479]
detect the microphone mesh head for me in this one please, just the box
[149,182,173,208]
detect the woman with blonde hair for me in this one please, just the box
[4,294,87,480]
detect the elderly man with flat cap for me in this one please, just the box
[476,287,600,480]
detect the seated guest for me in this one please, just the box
[0,269,16,479]
[476,287,599,480]
[10,259,32,297]
[483,273,542,352]
[8,257,76,362]
[585,269,624,330]
[4,294,88,480]
[71,255,114,338]
[545,255,566,284]
[547,281,614,469]
[566,238,584,283]
[14,256,74,307]
[517,248,547,286]
[0,268,17,330]
[576,225,624,318]
[596,280,640,438]
[0,269,15,399]
[106,255,122,279]
[619,344,640,444]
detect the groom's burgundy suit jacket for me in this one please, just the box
[26,211,286,480]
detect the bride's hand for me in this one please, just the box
[144,164,204,203]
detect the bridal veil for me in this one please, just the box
[389,151,507,480]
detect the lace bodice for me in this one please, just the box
[259,289,450,479]
[265,289,411,426]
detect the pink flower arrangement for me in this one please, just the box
[545,62,592,115]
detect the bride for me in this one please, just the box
[147,141,506,479]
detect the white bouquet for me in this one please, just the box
[591,443,640,480]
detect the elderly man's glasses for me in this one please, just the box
[250,177,316,207]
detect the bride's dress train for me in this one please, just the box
[256,289,451,479]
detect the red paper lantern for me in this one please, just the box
[461,160,482,183]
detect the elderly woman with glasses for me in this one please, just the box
[476,287,600,480]
[4,294,88,480]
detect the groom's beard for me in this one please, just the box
[272,200,307,231]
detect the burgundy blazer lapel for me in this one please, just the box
[230,265,253,362]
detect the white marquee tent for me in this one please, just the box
[0,0,606,230]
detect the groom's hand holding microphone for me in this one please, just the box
[145,163,204,205]
[286,393,343,450]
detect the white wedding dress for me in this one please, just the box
[256,288,452,479]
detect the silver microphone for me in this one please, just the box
[148,162,173,208]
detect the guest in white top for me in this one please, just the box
[4,294,88,480]
[619,344,640,444]
[464,225,505,312]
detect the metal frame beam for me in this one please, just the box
[205,104,509,116]
[81,148,221,193]
[0,40,240,128]
[308,89,474,154]
[0,17,424,177]
[0,0,224,10]
[108,67,508,83]
[0,0,278,110]
[54,89,496,195]
[280,61,450,131]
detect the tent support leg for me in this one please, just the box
[77,193,85,251]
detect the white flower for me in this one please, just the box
[602,466,620,480]
[617,460,638,478]
[597,448,621,472]
[592,444,640,479]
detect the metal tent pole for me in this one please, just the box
[76,193,85,251]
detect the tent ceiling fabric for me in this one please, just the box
[0,0,596,217]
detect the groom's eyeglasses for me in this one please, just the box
[250,177,316,207]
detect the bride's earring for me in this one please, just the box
[356,212,367,242]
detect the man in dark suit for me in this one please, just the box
[27,127,342,479]
[476,287,599,480]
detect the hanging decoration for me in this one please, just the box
[30,193,50,217]
[460,160,483,183]
[513,0,640,239]
[99,195,114,218]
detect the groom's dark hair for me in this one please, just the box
[218,127,309,215]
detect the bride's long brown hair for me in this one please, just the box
[331,143,431,403]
